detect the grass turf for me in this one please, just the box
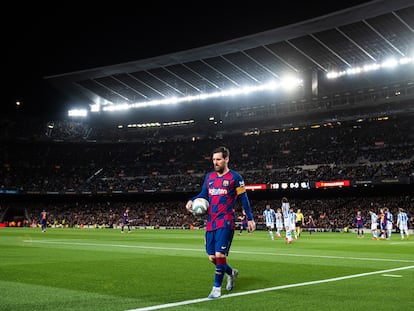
[1,228,413,310]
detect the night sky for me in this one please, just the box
[4,1,373,118]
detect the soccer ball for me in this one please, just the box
[192,198,209,216]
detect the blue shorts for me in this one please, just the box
[205,227,234,256]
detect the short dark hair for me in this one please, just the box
[212,146,229,158]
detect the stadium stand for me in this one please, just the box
[1,0,413,229]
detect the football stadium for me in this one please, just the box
[1,1,413,310]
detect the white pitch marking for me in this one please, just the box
[125,265,414,311]
[381,274,402,277]
[23,240,414,263]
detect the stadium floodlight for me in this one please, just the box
[94,79,302,113]
[90,103,100,112]
[68,109,88,117]
[327,56,413,79]
[381,58,398,68]
[280,76,303,91]
[123,119,194,129]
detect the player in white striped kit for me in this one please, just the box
[396,208,409,240]
[263,204,276,240]
[275,208,284,238]
[386,208,393,239]
[281,197,291,243]
[288,207,298,241]
[369,210,378,240]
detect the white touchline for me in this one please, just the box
[381,274,403,277]
[125,265,414,311]
[23,240,414,263]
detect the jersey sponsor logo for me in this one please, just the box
[209,188,228,195]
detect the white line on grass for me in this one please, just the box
[23,240,414,263]
[23,240,201,252]
[381,274,403,277]
[390,241,414,245]
[125,265,414,311]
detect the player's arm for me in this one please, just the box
[238,190,255,232]
[186,175,209,213]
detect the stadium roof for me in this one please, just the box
[46,0,414,115]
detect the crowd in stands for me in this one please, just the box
[2,195,412,231]
[1,114,413,194]
[1,109,412,230]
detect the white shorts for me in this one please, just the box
[266,223,275,229]
[399,225,408,231]
[371,223,377,230]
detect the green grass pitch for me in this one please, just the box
[1,228,413,310]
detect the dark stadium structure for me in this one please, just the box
[1,0,413,227]
[45,0,414,128]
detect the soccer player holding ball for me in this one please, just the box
[186,146,256,299]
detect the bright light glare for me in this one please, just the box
[97,79,302,113]
[327,56,413,79]
[90,103,100,112]
[68,109,88,117]
[381,58,398,68]
[280,77,303,91]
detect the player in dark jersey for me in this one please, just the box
[121,208,131,233]
[186,146,256,299]
[237,210,251,236]
[353,211,366,238]
[308,215,315,235]
[39,209,48,233]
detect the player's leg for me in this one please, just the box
[285,225,292,243]
[276,225,281,237]
[296,222,301,237]
[222,229,237,291]
[371,224,377,239]
[292,222,298,239]
[403,226,409,239]
[206,229,230,298]
[267,225,274,240]
[399,226,404,239]
[357,227,362,238]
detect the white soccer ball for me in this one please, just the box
[192,198,209,216]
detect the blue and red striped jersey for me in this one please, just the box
[193,169,253,231]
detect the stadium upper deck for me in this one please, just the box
[44,0,414,125]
